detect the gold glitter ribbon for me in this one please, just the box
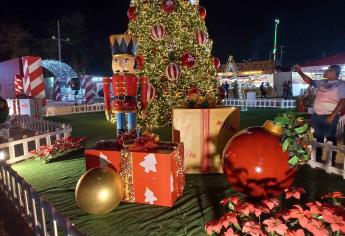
[120,147,135,203]
[174,143,185,197]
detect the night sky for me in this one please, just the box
[3,0,345,72]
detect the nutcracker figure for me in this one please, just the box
[103,34,153,137]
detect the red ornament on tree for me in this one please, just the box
[136,54,145,70]
[166,63,181,81]
[127,6,137,21]
[161,0,176,13]
[150,24,165,41]
[196,31,208,46]
[199,6,207,20]
[180,52,196,68]
[212,57,221,70]
[187,87,202,97]
[223,121,296,199]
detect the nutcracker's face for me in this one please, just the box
[112,54,136,74]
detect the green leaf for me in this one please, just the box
[294,124,309,134]
[234,223,241,231]
[274,117,294,126]
[282,138,294,152]
[228,202,235,211]
[288,156,300,166]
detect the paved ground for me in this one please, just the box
[0,193,33,236]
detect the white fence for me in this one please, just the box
[222,98,296,110]
[45,103,105,116]
[0,123,72,164]
[0,161,82,236]
[308,139,345,179]
[16,115,63,134]
[337,115,345,138]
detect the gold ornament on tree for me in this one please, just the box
[75,167,124,215]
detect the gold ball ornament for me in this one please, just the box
[75,168,124,215]
[296,117,306,126]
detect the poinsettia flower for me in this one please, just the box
[235,202,255,216]
[205,220,222,235]
[253,205,270,217]
[306,201,323,215]
[263,217,288,235]
[262,198,280,210]
[300,218,328,236]
[220,196,240,206]
[219,212,239,228]
[285,187,306,200]
[242,221,265,236]
[328,215,345,233]
[286,229,305,236]
[223,227,239,236]
[322,192,345,199]
[282,205,310,221]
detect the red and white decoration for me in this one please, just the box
[212,57,221,70]
[127,6,137,21]
[196,31,208,46]
[14,75,23,96]
[180,52,196,68]
[147,83,156,103]
[53,78,62,101]
[166,63,181,81]
[150,24,165,41]
[81,75,95,104]
[161,0,176,13]
[199,6,207,19]
[22,56,46,107]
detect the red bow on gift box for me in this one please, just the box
[129,131,160,152]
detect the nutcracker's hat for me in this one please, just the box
[109,34,137,56]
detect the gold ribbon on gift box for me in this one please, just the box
[120,147,135,203]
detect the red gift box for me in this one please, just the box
[84,143,184,207]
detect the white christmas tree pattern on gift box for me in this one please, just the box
[99,152,111,168]
[139,153,157,173]
[144,187,157,204]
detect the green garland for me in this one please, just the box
[274,112,313,167]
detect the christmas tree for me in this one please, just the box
[128,0,220,127]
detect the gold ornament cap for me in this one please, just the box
[262,120,283,136]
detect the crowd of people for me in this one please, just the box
[221,81,239,99]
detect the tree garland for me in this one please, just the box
[274,112,313,167]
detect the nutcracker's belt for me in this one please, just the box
[114,96,137,101]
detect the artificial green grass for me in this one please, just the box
[12,109,343,236]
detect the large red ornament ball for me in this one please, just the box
[223,121,296,199]
[161,0,177,13]
[212,57,221,70]
[199,6,207,20]
[150,24,165,41]
[136,54,145,70]
[196,31,208,46]
[180,52,196,68]
[166,63,181,81]
[127,6,137,21]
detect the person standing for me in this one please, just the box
[233,80,239,99]
[294,64,345,166]
[260,82,266,98]
[282,81,288,99]
[223,81,230,99]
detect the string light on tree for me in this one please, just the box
[128,0,218,127]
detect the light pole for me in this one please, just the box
[273,18,280,62]
[52,20,70,61]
